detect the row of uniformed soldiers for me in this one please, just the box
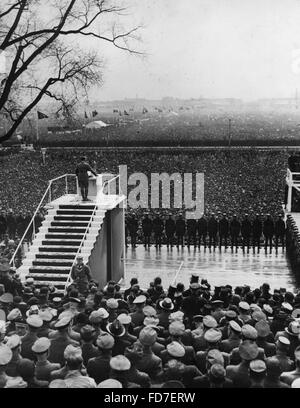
[125,213,286,250]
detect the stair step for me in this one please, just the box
[51,221,90,227]
[27,273,69,280]
[32,280,66,288]
[56,210,95,215]
[54,215,92,221]
[33,260,73,266]
[45,233,84,240]
[59,205,96,210]
[36,253,76,259]
[42,240,82,246]
[48,227,88,233]
[29,265,70,271]
[39,246,79,253]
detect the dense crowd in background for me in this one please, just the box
[0,148,289,218]
[0,259,300,388]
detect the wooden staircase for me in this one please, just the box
[18,204,106,293]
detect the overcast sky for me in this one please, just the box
[89,0,300,101]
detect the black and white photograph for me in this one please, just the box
[1,0,300,393]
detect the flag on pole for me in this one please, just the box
[37,111,49,119]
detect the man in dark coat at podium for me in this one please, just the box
[75,156,97,201]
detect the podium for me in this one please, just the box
[76,173,116,201]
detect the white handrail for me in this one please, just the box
[64,204,98,294]
[10,173,77,268]
[102,175,120,195]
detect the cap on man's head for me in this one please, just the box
[26,315,43,329]
[250,359,266,374]
[206,349,224,366]
[64,345,82,361]
[209,363,226,380]
[239,340,259,361]
[276,336,290,348]
[169,311,184,322]
[229,320,242,334]
[0,344,12,365]
[142,306,157,317]
[291,378,300,388]
[133,295,146,305]
[7,308,22,321]
[139,326,157,346]
[239,301,250,311]
[204,328,222,343]
[106,298,119,309]
[203,315,217,329]
[5,334,21,350]
[159,297,174,311]
[0,293,13,304]
[169,322,185,337]
[32,337,51,354]
[98,379,122,388]
[54,316,72,330]
[285,321,300,337]
[255,320,271,338]
[241,324,258,340]
[117,313,131,325]
[96,332,115,350]
[110,355,131,371]
[166,341,185,358]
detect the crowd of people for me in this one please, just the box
[0,148,289,218]
[126,212,286,251]
[0,257,300,388]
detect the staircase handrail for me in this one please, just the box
[101,175,120,195]
[10,173,76,268]
[64,204,98,294]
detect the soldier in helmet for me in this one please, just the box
[152,214,164,248]
[175,214,186,248]
[165,214,176,248]
[263,214,274,251]
[230,215,240,251]
[142,213,152,248]
[241,214,252,252]
[219,213,229,249]
[186,218,197,248]
[207,213,218,249]
[252,214,263,252]
[196,214,208,248]
[275,214,286,251]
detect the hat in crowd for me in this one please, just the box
[193,315,204,323]
[252,310,267,322]
[169,322,185,336]
[26,315,43,329]
[4,376,27,388]
[0,321,6,335]
[169,311,184,322]
[291,378,300,388]
[0,344,12,365]
[64,345,82,361]
[139,327,157,346]
[133,295,147,305]
[212,300,224,307]
[48,379,68,388]
[7,308,22,321]
[106,298,119,309]
[110,355,131,371]
[281,302,293,313]
[225,310,237,319]
[167,341,185,358]
[249,359,267,374]
[0,293,13,304]
[204,328,222,343]
[26,304,39,317]
[229,320,242,334]
[241,324,258,340]
[68,297,81,304]
[285,321,300,337]
[239,340,259,361]
[5,334,21,349]
[25,277,34,284]
[263,304,273,315]
[117,313,131,325]
[255,320,271,338]
[89,309,108,324]
[159,298,174,311]
[209,364,226,380]
[276,336,290,348]
[190,283,200,290]
[143,317,160,329]
[239,301,250,312]
[203,315,217,329]
[52,297,62,305]
[143,305,157,317]
[39,310,53,322]
[250,304,262,312]
[98,379,122,388]
[207,349,224,366]
[107,320,125,337]
[54,315,72,330]
[292,309,300,319]
[32,337,51,354]
[66,377,96,388]
[96,332,115,350]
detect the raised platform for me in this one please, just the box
[124,245,296,292]
[48,193,126,210]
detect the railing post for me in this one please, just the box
[32,218,35,241]
[65,175,68,195]
[48,181,52,203]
